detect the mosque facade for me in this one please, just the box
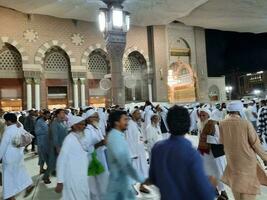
[0,6,225,111]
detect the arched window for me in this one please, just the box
[0,43,22,71]
[44,46,70,71]
[88,49,109,74]
[124,51,146,73]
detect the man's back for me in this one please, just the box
[149,135,215,200]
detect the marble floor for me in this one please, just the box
[3,135,267,200]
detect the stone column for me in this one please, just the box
[73,78,79,108]
[26,78,32,110]
[34,78,41,110]
[194,27,209,102]
[80,78,86,108]
[105,32,126,107]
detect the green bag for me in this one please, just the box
[88,151,105,176]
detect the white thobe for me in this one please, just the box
[0,124,32,199]
[125,120,148,179]
[85,125,109,200]
[190,108,198,132]
[211,109,224,121]
[144,106,154,129]
[202,124,227,192]
[57,132,90,200]
[146,124,162,154]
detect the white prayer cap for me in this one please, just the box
[69,116,84,128]
[83,109,97,119]
[227,101,243,112]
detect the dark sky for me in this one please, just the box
[205,29,267,76]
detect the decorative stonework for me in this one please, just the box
[0,36,29,64]
[23,29,39,42]
[0,45,22,71]
[71,33,84,46]
[123,47,149,68]
[87,53,108,73]
[44,51,69,71]
[81,43,107,66]
[35,40,76,65]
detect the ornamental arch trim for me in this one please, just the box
[123,47,149,68]
[0,36,29,64]
[34,40,76,65]
[81,43,107,66]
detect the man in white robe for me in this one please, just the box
[197,107,228,199]
[0,113,33,200]
[83,109,109,200]
[97,108,107,137]
[125,109,149,193]
[211,103,224,122]
[155,105,169,139]
[55,116,90,200]
[145,114,162,156]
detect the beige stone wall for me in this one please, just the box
[0,6,149,66]
[0,6,211,106]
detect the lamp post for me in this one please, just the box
[98,0,130,107]
[225,86,233,100]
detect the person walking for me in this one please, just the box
[219,101,267,200]
[148,105,216,200]
[105,110,146,200]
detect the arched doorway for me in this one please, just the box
[168,60,196,103]
[208,85,220,101]
[87,48,110,107]
[44,46,71,109]
[0,43,23,111]
[124,51,148,102]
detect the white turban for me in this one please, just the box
[199,104,211,117]
[69,116,84,128]
[83,109,97,119]
[199,108,211,117]
[227,101,243,112]
[130,108,139,115]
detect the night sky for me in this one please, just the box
[205,29,267,76]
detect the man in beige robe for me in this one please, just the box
[219,101,267,200]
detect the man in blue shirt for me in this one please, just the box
[105,110,146,200]
[149,105,216,200]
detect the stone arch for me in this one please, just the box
[43,46,71,72]
[123,47,149,68]
[124,51,148,73]
[0,36,29,64]
[168,60,196,103]
[34,40,75,65]
[81,43,107,66]
[208,85,220,101]
[87,48,110,74]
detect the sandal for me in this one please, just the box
[24,185,35,198]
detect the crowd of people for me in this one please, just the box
[0,99,267,200]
